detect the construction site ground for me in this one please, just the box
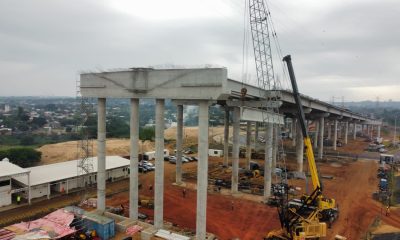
[2,127,400,239]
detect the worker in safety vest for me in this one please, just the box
[17,195,21,205]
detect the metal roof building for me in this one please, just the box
[0,156,130,208]
[0,159,30,207]
[14,156,130,186]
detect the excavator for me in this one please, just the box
[264,55,338,240]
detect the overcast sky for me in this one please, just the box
[0,0,399,101]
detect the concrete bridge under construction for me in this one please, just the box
[80,67,381,239]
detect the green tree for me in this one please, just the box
[20,135,35,146]
[139,127,155,141]
[106,117,130,138]
[0,147,41,167]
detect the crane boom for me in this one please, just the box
[283,55,322,191]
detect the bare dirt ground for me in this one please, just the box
[37,139,155,165]
[33,127,400,239]
[103,154,400,240]
[106,158,279,239]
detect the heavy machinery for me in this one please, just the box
[265,55,338,239]
[283,55,338,225]
[246,0,337,237]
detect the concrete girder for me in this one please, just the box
[240,107,284,124]
[225,100,283,108]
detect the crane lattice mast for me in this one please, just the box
[249,0,276,92]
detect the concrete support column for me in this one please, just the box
[196,101,209,240]
[263,123,273,201]
[344,121,349,145]
[231,107,240,194]
[327,121,331,140]
[129,98,139,220]
[272,124,278,170]
[292,118,297,147]
[377,125,381,138]
[245,121,252,170]
[255,122,259,145]
[154,99,165,229]
[318,117,325,160]
[333,119,338,151]
[353,123,357,140]
[367,125,370,136]
[176,105,183,184]
[223,108,230,167]
[97,98,106,211]
[296,121,304,172]
[314,120,319,149]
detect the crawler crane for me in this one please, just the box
[265,55,338,239]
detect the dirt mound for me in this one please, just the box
[37,139,155,165]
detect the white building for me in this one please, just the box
[12,156,130,202]
[208,149,223,157]
[0,159,30,207]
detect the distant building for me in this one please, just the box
[0,128,12,136]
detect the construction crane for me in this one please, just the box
[283,55,338,225]
[265,55,338,240]
[246,0,338,237]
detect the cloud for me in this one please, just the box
[0,0,398,101]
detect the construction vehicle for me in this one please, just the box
[265,55,338,239]
[285,55,338,222]
[246,0,337,237]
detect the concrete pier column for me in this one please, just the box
[154,99,165,229]
[263,123,273,201]
[97,98,106,211]
[377,125,381,138]
[314,120,319,149]
[292,118,297,147]
[255,122,259,144]
[272,124,278,170]
[318,117,325,160]
[296,121,304,172]
[344,121,349,145]
[231,107,240,194]
[129,98,139,220]
[367,125,370,136]
[176,105,183,184]
[353,123,357,140]
[327,121,331,140]
[246,121,252,170]
[333,119,338,150]
[196,101,209,240]
[223,108,230,167]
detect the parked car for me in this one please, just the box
[168,156,177,164]
[138,212,148,220]
[143,162,155,171]
[138,166,147,173]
